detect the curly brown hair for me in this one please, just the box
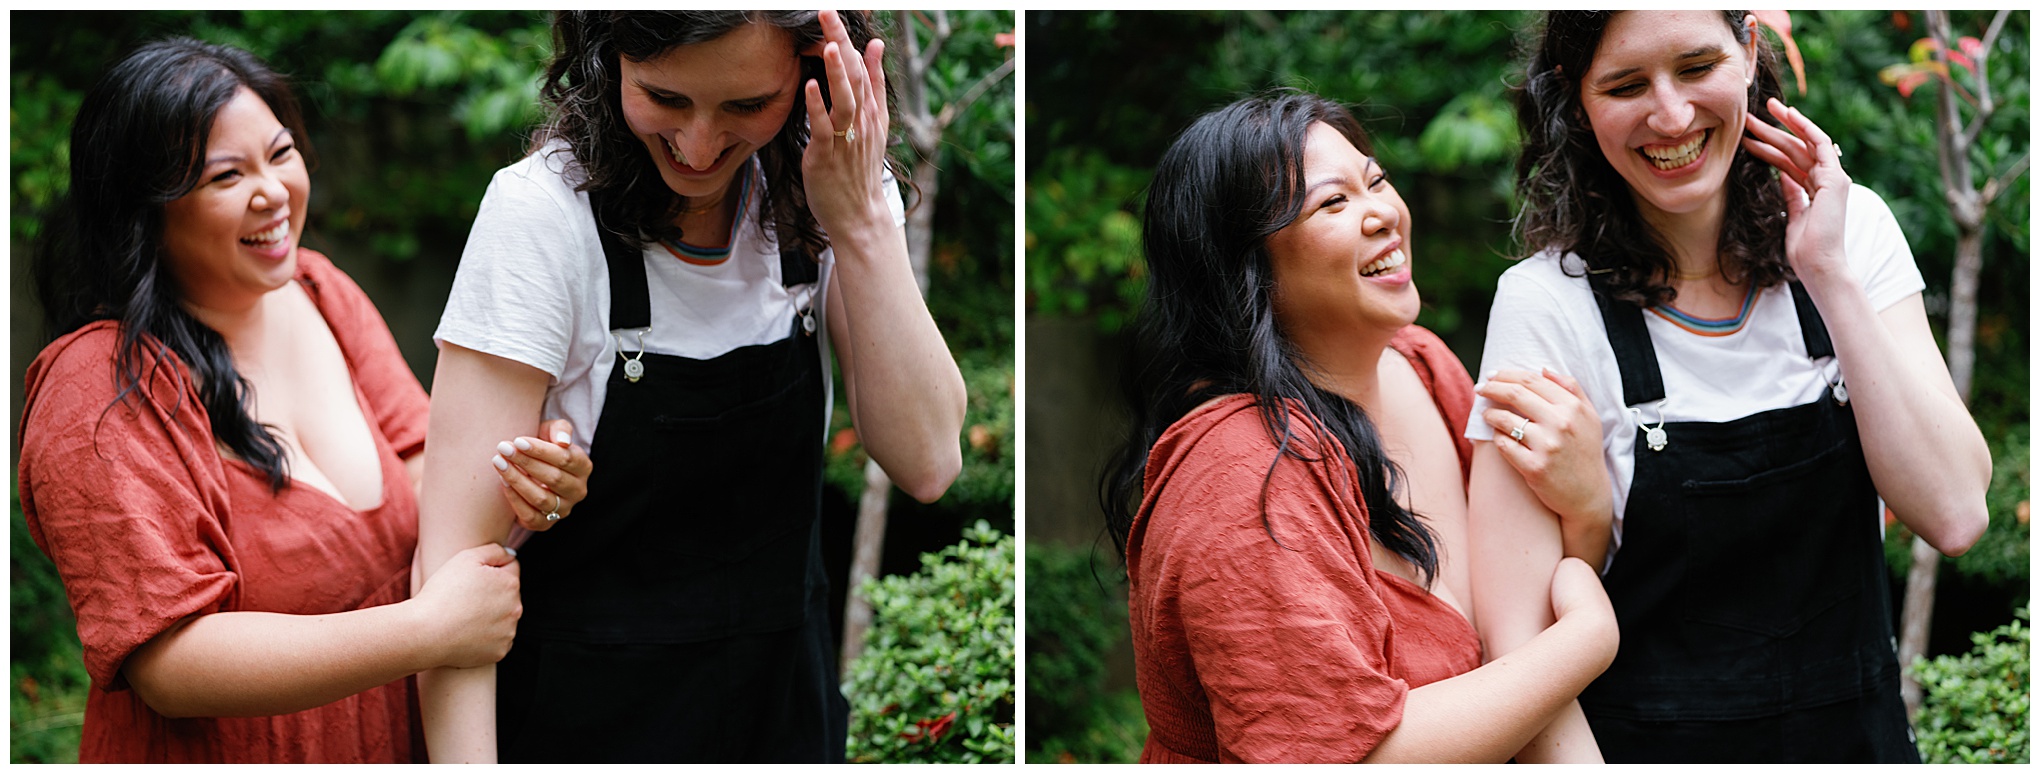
[536,11,889,258]
[1512,10,1791,307]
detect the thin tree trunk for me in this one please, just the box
[1898,10,1995,720]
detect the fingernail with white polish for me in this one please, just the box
[492,455,509,471]
[554,431,573,445]
[514,438,533,451]
[497,441,516,457]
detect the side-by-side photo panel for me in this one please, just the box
[1023,9,2028,764]
[11,10,1014,763]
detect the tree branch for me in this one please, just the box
[935,56,1016,133]
[910,9,951,74]
[1958,9,2012,151]
[1979,151,2030,208]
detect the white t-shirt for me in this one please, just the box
[435,142,906,448]
[1464,184,1926,553]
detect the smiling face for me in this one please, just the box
[1265,122,1420,345]
[159,86,308,313]
[618,21,802,205]
[1580,10,1756,221]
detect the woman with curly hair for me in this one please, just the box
[17,38,588,763]
[1104,90,1620,763]
[417,10,965,763]
[1466,10,1989,762]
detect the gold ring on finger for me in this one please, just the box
[546,493,562,522]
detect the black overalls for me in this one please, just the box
[1577,278,1918,763]
[494,204,846,763]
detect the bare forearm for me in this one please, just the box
[1469,445,1565,657]
[828,217,966,502]
[420,667,498,763]
[1511,701,1603,763]
[417,344,548,762]
[1364,611,1616,763]
[1467,444,1603,760]
[1801,278,1989,553]
[126,604,436,718]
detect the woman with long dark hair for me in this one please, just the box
[418,10,965,762]
[1467,10,1989,762]
[1103,90,1619,763]
[17,38,588,763]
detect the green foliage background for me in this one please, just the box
[10,10,1014,763]
[1912,608,2030,763]
[1026,10,2030,763]
[843,522,1015,763]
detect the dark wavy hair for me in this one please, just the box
[537,11,887,258]
[32,37,312,492]
[1514,10,1789,307]
[1101,90,1440,584]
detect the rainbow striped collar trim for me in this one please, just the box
[659,160,755,267]
[1649,283,1759,337]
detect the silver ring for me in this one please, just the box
[545,493,562,522]
[1510,418,1530,442]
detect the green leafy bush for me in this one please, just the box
[844,521,1014,763]
[11,494,88,764]
[1024,542,1147,763]
[1911,608,2030,763]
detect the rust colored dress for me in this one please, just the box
[1125,326,1483,763]
[17,250,429,763]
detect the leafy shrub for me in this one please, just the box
[11,494,88,763]
[1911,608,2030,763]
[1024,542,1147,763]
[843,521,1014,763]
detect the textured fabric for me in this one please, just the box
[17,249,427,763]
[1463,184,1924,554]
[1126,326,1482,764]
[433,141,905,450]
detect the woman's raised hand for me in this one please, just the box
[411,543,522,669]
[801,9,892,238]
[491,418,592,532]
[1477,368,1614,546]
[1741,97,1851,281]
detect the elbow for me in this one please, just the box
[1908,491,1989,557]
[1926,504,1989,558]
[127,670,202,719]
[897,443,963,504]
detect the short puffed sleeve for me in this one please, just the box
[1136,401,1406,762]
[17,326,240,690]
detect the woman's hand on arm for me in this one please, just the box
[124,543,520,719]
[492,417,593,530]
[1744,99,1990,554]
[1364,557,1617,763]
[416,343,554,762]
[1466,441,1607,762]
[1475,369,1613,566]
[804,9,966,502]
[409,416,591,532]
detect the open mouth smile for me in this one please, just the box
[664,137,732,177]
[1360,248,1407,278]
[239,219,290,250]
[1639,129,1710,171]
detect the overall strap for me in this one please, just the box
[591,190,652,331]
[780,243,818,288]
[1788,280,1835,359]
[1588,272,1666,407]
